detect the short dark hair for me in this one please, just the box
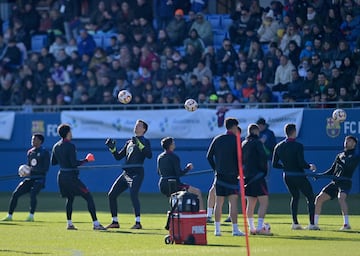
[225,117,239,130]
[137,119,148,133]
[57,124,71,138]
[33,133,45,143]
[285,123,296,137]
[248,123,259,136]
[161,137,174,150]
[346,135,358,144]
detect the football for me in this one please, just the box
[18,164,31,177]
[184,98,198,112]
[118,90,132,104]
[332,108,347,123]
[263,223,271,232]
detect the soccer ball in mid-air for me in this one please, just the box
[118,90,132,104]
[332,108,347,123]
[18,164,31,177]
[184,98,198,112]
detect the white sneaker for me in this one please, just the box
[232,230,245,236]
[291,223,303,230]
[307,224,320,230]
[214,231,222,236]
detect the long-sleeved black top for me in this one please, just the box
[51,139,86,174]
[322,149,360,179]
[206,131,239,183]
[27,146,50,177]
[242,134,268,178]
[272,138,311,172]
[112,135,152,174]
[157,151,189,183]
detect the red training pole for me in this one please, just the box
[236,132,250,256]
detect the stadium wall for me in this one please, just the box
[0,108,359,195]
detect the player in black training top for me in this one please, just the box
[206,117,244,236]
[105,119,152,230]
[242,123,271,235]
[314,135,360,230]
[157,137,203,208]
[2,134,50,222]
[51,124,106,231]
[272,123,318,230]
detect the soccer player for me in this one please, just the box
[105,119,152,229]
[242,124,271,235]
[272,123,318,230]
[51,124,106,230]
[256,118,276,174]
[157,137,203,209]
[206,117,244,236]
[314,135,360,230]
[2,134,50,222]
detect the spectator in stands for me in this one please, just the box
[340,56,358,87]
[85,1,112,33]
[310,53,322,75]
[117,1,135,33]
[305,5,322,28]
[61,0,82,42]
[330,67,344,93]
[234,60,251,84]
[166,9,186,47]
[314,72,330,95]
[21,3,40,37]
[199,75,214,97]
[256,79,273,104]
[320,40,335,62]
[1,38,22,71]
[65,38,79,57]
[300,24,313,48]
[273,54,295,92]
[42,77,61,103]
[215,77,231,98]
[183,43,202,72]
[139,45,158,72]
[51,61,70,86]
[49,36,67,62]
[12,18,30,51]
[77,29,96,58]
[139,17,156,40]
[161,76,178,103]
[190,0,208,13]
[242,76,257,103]
[333,40,352,68]
[190,12,213,46]
[155,29,170,54]
[257,10,279,44]
[288,69,304,101]
[247,39,264,71]
[184,28,205,54]
[216,38,237,76]
[22,77,37,103]
[134,0,153,28]
[299,41,315,63]
[174,75,186,102]
[102,90,116,104]
[288,40,301,68]
[192,60,212,82]
[340,12,360,43]
[154,0,178,30]
[89,47,107,71]
[279,23,301,56]
[229,6,255,47]
[326,86,338,108]
[202,45,216,75]
[47,9,65,44]
[320,58,333,79]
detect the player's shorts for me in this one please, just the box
[321,181,352,200]
[158,178,189,197]
[58,172,89,198]
[245,177,268,197]
[215,179,239,197]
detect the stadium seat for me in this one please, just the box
[221,16,233,30]
[213,31,227,47]
[92,34,103,47]
[103,33,117,48]
[31,35,48,52]
[207,15,222,31]
[175,46,186,56]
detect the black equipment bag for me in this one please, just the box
[170,191,200,213]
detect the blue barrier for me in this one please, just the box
[0,109,359,194]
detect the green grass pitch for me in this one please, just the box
[0,193,359,256]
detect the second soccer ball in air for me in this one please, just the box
[118,90,132,104]
[184,98,198,112]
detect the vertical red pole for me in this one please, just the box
[236,132,250,256]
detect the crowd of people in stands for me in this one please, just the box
[0,0,360,109]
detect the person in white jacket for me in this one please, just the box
[257,10,279,44]
[273,54,295,92]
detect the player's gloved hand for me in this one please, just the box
[85,153,95,162]
[132,136,145,151]
[105,138,116,153]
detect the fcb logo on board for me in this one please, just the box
[326,117,341,138]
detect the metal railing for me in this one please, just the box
[1,101,359,113]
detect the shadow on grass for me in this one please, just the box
[271,234,360,242]
[0,249,47,254]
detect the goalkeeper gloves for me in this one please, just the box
[105,138,117,153]
[132,136,145,151]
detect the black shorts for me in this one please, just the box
[245,177,268,197]
[215,179,239,197]
[58,172,89,198]
[158,178,189,197]
[321,181,352,200]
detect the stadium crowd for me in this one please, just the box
[0,0,360,109]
